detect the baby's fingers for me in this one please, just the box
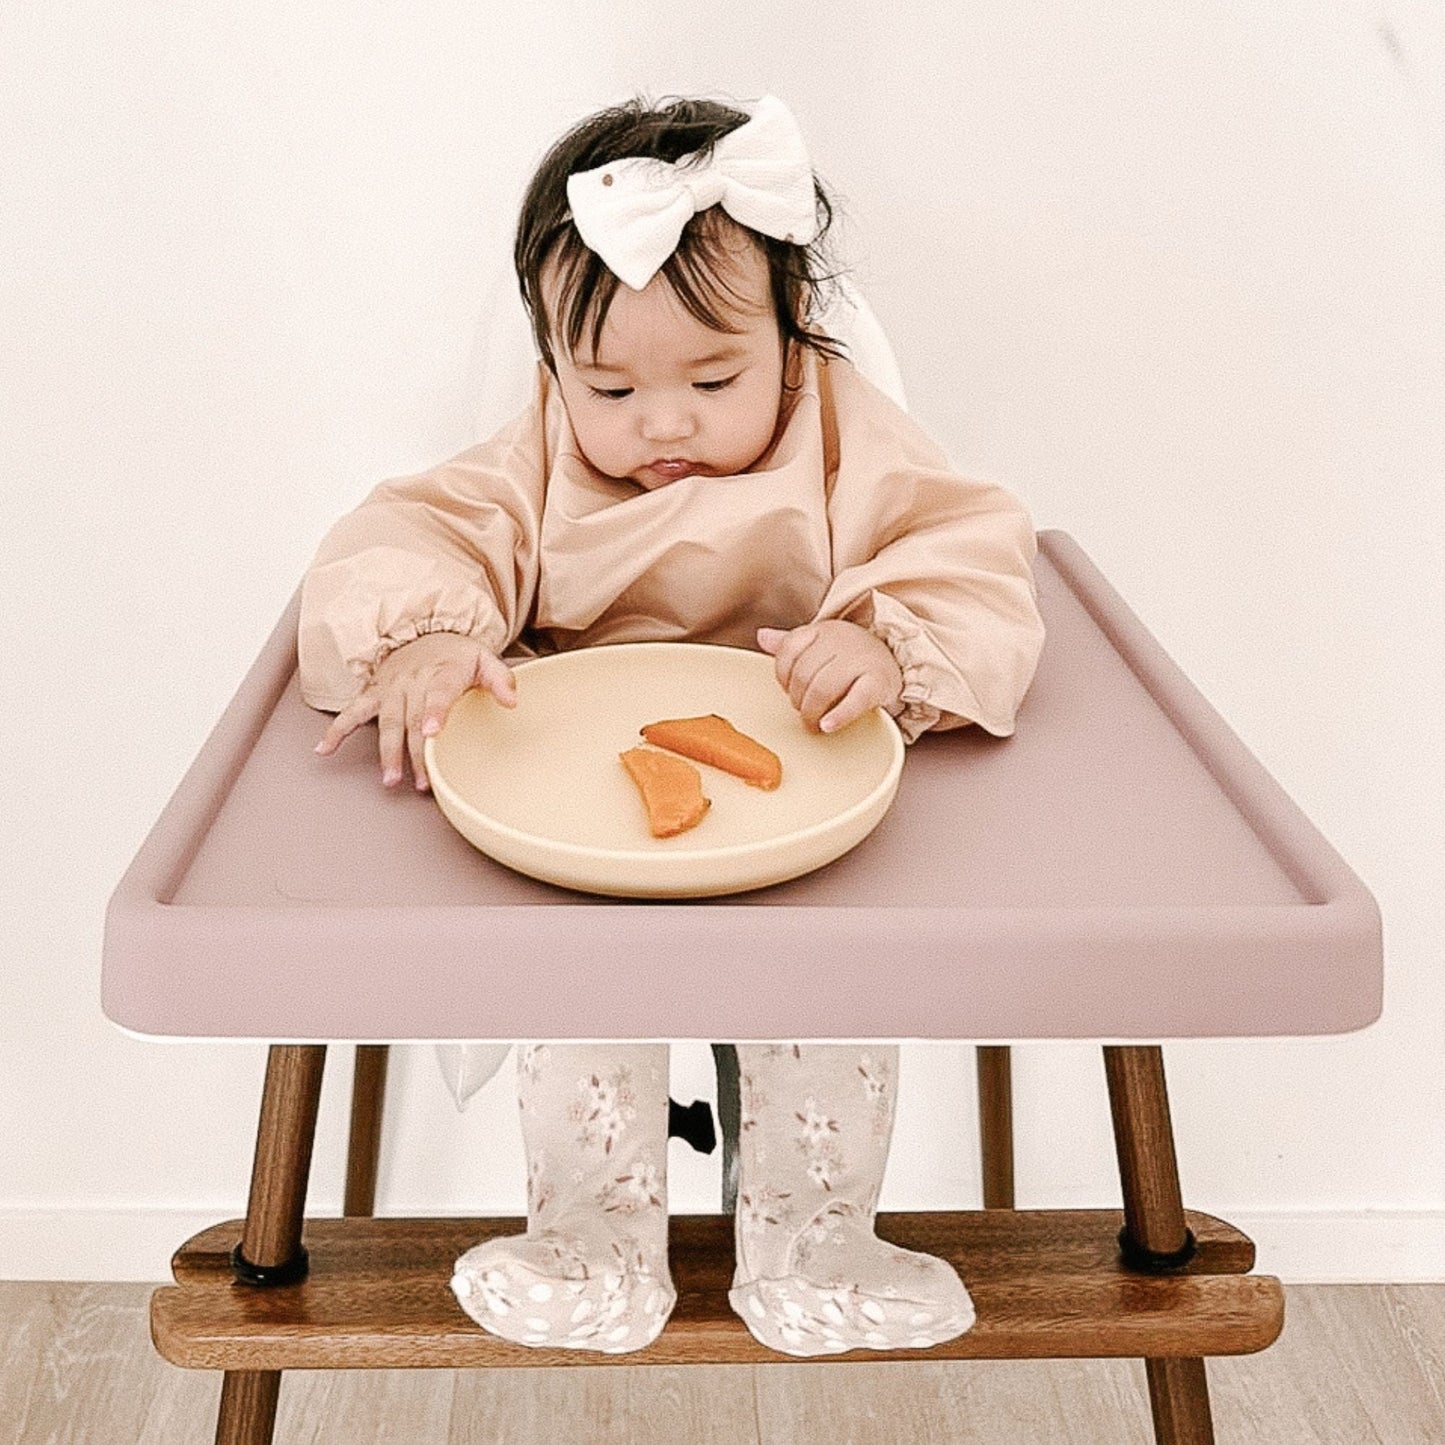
[406,693,431,792]
[416,669,471,742]
[411,656,515,791]
[765,624,821,696]
[411,670,471,791]
[475,651,517,708]
[375,687,413,787]
[415,656,515,740]
[817,675,884,735]
[796,655,858,730]
[315,692,379,756]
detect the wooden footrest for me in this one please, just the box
[153,1210,1283,1370]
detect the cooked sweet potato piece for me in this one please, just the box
[640,714,782,790]
[619,747,711,838]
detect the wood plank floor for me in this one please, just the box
[2,1282,1444,1443]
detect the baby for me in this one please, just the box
[301,94,1045,1357]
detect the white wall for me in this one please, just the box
[2,0,1441,1282]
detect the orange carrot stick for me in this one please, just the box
[640,714,782,791]
[619,747,711,838]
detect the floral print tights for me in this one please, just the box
[450,1043,975,1356]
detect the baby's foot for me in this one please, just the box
[451,1223,675,1354]
[730,1203,975,1357]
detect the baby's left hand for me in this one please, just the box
[756,620,904,734]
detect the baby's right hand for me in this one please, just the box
[313,631,517,792]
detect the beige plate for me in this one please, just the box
[424,642,905,898]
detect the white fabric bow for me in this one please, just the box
[565,95,820,291]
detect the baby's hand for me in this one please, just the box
[756,620,903,734]
[313,632,516,791]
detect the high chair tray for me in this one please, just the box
[103,531,1381,1041]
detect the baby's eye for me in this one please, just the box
[589,385,633,400]
[693,375,739,393]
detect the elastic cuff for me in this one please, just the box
[847,593,959,743]
[357,615,505,691]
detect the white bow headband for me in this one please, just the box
[564,95,820,291]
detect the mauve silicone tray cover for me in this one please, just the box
[102,532,1382,1041]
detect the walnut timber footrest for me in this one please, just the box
[152,1211,1283,1370]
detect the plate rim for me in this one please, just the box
[423,641,905,865]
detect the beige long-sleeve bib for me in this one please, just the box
[299,350,1045,742]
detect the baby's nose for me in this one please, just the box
[640,402,697,443]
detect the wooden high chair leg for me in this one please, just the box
[215,1372,280,1445]
[217,1044,327,1445]
[976,1045,1015,1208]
[1103,1045,1214,1445]
[344,1044,389,1217]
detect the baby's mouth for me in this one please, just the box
[646,459,702,482]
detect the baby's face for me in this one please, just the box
[546,238,786,490]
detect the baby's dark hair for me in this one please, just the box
[514,96,844,374]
